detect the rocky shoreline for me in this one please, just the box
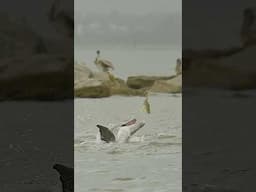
[0,0,73,100]
[74,63,182,98]
[183,7,256,90]
[0,4,181,100]
[2,4,256,100]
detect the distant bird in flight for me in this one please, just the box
[94,50,115,72]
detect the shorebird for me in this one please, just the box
[175,58,182,74]
[94,50,114,72]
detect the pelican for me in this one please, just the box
[94,50,114,72]
[96,118,145,143]
[175,58,182,75]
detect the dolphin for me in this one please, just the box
[53,164,74,192]
[96,118,145,143]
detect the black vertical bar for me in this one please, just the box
[0,0,74,191]
[183,0,256,191]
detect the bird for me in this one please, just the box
[94,50,114,72]
[53,164,74,192]
[175,58,182,75]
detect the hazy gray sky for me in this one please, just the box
[75,0,181,15]
[183,0,255,49]
[75,0,181,47]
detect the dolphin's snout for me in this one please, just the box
[139,121,146,128]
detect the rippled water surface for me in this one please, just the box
[75,95,182,192]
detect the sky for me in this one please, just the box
[75,0,181,15]
[1,0,254,49]
[0,0,57,37]
[183,0,256,49]
[0,0,181,48]
[75,0,181,48]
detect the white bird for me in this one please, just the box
[94,50,114,72]
[96,118,145,143]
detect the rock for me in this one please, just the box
[38,36,73,56]
[0,55,72,100]
[74,64,154,97]
[74,63,93,82]
[92,72,110,81]
[184,45,256,90]
[0,14,47,59]
[151,75,182,93]
[240,8,256,47]
[108,78,146,96]
[48,0,74,38]
[0,1,75,100]
[183,8,256,90]
[183,47,244,68]
[74,66,145,97]
[127,75,173,89]
[43,0,74,55]
[75,79,111,98]
[74,64,111,98]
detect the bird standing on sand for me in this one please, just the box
[94,50,114,72]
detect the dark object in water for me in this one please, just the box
[53,164,74,192]
[97,125,116,143]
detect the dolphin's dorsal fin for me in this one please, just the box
[53,164,74,192]
[97,125,116,143]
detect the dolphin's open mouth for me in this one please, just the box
[122,118,136,126]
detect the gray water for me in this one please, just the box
[75,94,182,192]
